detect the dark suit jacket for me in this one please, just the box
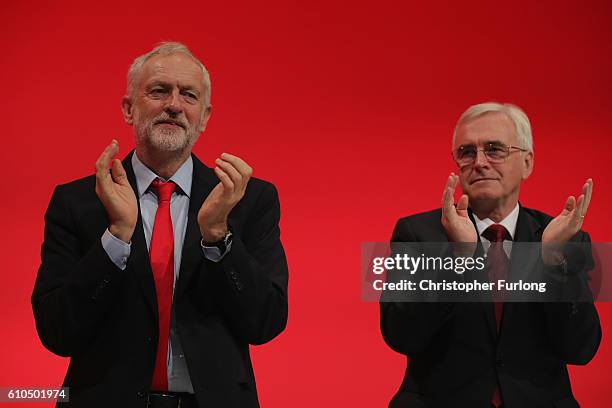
[380,206,601,408]
[32,151,288,408]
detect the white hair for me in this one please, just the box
[453,102,533,152]
[127,41,211,107]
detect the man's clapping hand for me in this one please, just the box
[542,179,593,264]
[95,140,138,243]
[198,153,252,243]
[441,173,478,244]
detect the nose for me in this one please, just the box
[165,89,182,114]
[473,149,490,169]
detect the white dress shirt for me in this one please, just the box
[473,203,520,258]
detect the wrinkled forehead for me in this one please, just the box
[139,53,205,91]
[454,111,519,148]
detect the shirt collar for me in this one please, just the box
[131,152,193,198]
[473,202,520,240]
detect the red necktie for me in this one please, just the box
[149,180,176,391]
[483,223,511,408]
[483,224,510,330]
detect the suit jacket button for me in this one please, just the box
[496,358,504,368]
[137,390,145,398]
[570,303,578,315]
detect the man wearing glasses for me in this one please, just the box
[380,102,600,408]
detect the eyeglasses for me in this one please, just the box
[452,142,528,168]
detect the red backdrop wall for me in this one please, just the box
[2,0,611,406]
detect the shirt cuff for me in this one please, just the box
[101,228,131,270]
[201,241,232,262]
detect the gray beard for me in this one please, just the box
[136,122,197,154]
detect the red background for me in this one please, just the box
[2,0,612,406]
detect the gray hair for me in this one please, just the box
[453,102,533,152]
[127,42,211,108]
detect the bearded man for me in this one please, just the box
[32,42,288,408]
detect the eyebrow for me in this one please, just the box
[147,80,201,95]
[459,140,505,147]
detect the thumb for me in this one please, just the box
[111,159,130,186]
[561,196,576,216]
[456,194,469,217]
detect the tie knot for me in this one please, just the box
[151,179,176,202]
[483,224,510,243]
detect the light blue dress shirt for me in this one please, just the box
[101,152,230,392]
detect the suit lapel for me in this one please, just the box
[509,204,544,268]
[123,151,157,317]
[498,204,543,336]
[174,154,219,301]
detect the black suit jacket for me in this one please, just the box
[32,151,288,408]
[380,206,601,408]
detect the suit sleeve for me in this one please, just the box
[31,185,126,357]
[203,183,288,345]
[541,231,602,365]
[380,218,455,356]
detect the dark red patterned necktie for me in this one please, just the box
[149,180,176,391]
[483,223,511,330]
[483,223,511,408]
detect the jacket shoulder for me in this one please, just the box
[393,208,446,242]
[49,174,98,203]
[397,208,443,226]
[192,153,278,199]
[247,176,277,195]
[520,206,555,226]
[520,205,590,242]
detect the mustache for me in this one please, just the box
[153,114,187,129]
